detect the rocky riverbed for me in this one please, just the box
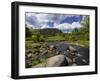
[25,41,89,68]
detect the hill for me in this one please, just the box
[37,28,63,37]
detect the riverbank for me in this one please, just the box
[25,41,89,68]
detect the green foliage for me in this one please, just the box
[32,35,39,43]
[38,28,62,37]
[31,34,45,43]
[32,58,42,66]
[26,42,32,49]
[81,16,89,28]
[65,16,89,46]
[26,27,45,42]
[76,40,89,47]
[26,27,32,37]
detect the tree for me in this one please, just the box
[26,27,32,37]
[81,16,89,28]
[69,16,89,42]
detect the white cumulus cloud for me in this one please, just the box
[53,22,82,33]
[25,13,86,33]
[71,22,82,29]
[54,23,71,30]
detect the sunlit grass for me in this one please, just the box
[47,35,66,41]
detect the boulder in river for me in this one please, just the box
[33,55,69,67]
[46,55,68,67]
[67,46,78,57]
[67,46,77,53]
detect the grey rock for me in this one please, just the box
[27,53,32,58]
[65,56,72,64]
[71,63,77,66]
[32,44,41,48]
[33,55,69,67]
[46,55,68,67]
[82,59,87,63]
[68,46,77,52]
[49,45,56,50]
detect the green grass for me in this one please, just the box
[26,37,89,47]
[46,35,65,41]
[26,41,33,44]
[75,40,89,47]
[68,40,89,47]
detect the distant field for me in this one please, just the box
[26,37,89,47]
[46,35,66,41]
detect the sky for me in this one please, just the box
[25,12,88,33]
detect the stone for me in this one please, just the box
[76,53,81,57]
[49,45,56,50]
[32,44,41,48]
[71,63,77,66]
[82,59,87,63]
[68,46,77,52]
[27,53,32,58]
[56,51,60,55]
[46,55,68,67]
[65,56,72,64]
[33,55,69,67]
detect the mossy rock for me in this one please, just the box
[32,43,41,48]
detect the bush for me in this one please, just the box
[32,35,39,43]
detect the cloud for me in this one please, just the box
[26,13,53,28]
[53,22,82,33]
[71,22,82,29]
[26,22,33,28]
[25,13,38,27]
[25,13,82,28]
[41,24,51,29]
[25,13,85,33]
[54,23,71,30]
